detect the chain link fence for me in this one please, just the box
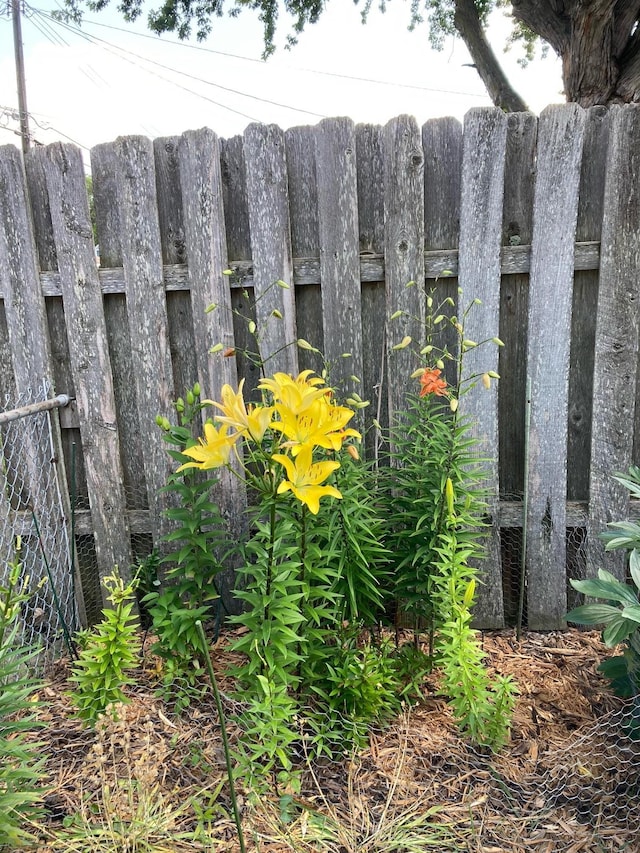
[0,384,80,667]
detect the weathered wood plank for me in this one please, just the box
[457,108,508,629]
[356,123,385,255]
[178,127,246,615]
[154,136,197,403]
[34,241,602,299]
[243,124,297,375]
[499,112,537,502]
[383,115,425,421]
[422,116,463,385]
[0,146,86,626]
[526,104,586,629]
[285,126,323,375]
[316,118,363,406]
[569,106,611,504]
[113,136,176,548]
[38,142,132,602]
[587,105,640,582]
[356,124,386,456]
[498,111,537,623]
[91,144,148,514]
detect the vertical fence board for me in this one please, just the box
[457,108,508,628]
[178,127,246,613]
[356,124,386,455]
[316,118,363,406]
[422,116,463,386]
[569,107,611,506]
[155,136,197,401]
[114,136,176,547]
[285,126,323,373]
[500,112,537,502]
[356,123,385,255]
[244,124,297,375]
[587,105,640,582]
[91,144,148,517]
[383,115,425,421]
[526,104,586,629]
[39,143,132,601]
[499,111,537,622]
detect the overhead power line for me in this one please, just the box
[49,10,487,99]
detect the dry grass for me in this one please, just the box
[27,629,640,853]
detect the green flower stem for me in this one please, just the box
[196,620,246,853]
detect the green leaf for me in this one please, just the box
[566,603,621,625]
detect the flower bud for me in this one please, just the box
[492,337,505,347]
[482,373,491,389]
[205,302,217,313]
[192,383,201,397]
[223,347,236,358]
[276,279,290,289]
[271,309,283,319]
[346,444,359,461]
[186,390,195,405]
[297,338,316,351]
[450,397,459,413]
[209,343,224,353]
[248,320,256,335]
[175,398,184,412]
[392,336,412,351]
[389,310,403,321]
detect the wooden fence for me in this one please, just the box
[1,103,639,629]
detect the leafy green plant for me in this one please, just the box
[0,539,46,851]
[567,467,640,700]
[384,289,498,643]
[69,567,140,725]
[146,383,230,711]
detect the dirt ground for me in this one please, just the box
[30,628,640,853]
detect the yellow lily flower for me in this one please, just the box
[273,397,361,455]
[176,422,236,472]
[213,379,273,442]
[272,446,342,515]
[259,370,328,413]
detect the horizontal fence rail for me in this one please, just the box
[1,103,639,628]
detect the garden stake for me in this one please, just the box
[516,377,531,641]
[30,510,76,659]
[196,620,246,853]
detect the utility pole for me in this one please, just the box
[11,0,31,154]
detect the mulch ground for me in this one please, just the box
[30,628,640,852]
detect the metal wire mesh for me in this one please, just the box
[0,383,79,666]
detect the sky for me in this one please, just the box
[0,1,564,163]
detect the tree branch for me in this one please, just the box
[511,0,571,56]
[453,0,528,112]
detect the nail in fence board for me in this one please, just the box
[457,108,508,629]
[39,143,132,602]
[316,118,364,411]
[383,115,425,422]
[113,136,176,547]
[526,104,587,629]
[243,124,297,375]
[587,105,640,581]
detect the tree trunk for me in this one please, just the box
[454,0,528,112]
[512,0,640,106]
